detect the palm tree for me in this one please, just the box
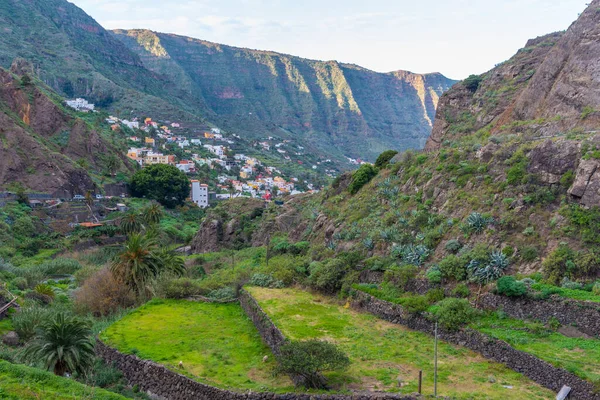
[119,212,144,235]
[141,202,163,226]
[24,313,95,376]
[111,234,185,295]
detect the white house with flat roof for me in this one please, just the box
[191,181,209,208]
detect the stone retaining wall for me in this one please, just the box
[238,289,288,356]
[96,339,416,400]
[358,275,600,338]
[479,293,600,337]
[350,290,600,400]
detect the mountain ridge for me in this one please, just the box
[111,28,456,160]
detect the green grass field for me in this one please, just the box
[530,283,600,302]
[0,360,126,400]
[247,287,554,399]
[101,299,292,392]
[472,314,600,383]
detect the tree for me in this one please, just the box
[430,298,477,331]
[277,340,350,389]
[110,233,185,295]
[374,150,399,169]
[24,313,95,376]
[463,75,482,92]
[348,164,378,194]
[141,202,163,226]
[119,212,144,235]
[104,155,119,176]
[130,164,190,208]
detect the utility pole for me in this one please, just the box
[266,234,271,268]
[418,370,422,394]
[434,322,438,398]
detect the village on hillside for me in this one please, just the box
[101,110,342,209]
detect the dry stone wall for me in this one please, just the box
[479,293,600,338]
[96,339,417,400]
[350,290,600,400]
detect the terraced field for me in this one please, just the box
[101,299,293,392]
[0,360,126,400]
[247,287,554,399]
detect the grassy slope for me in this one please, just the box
[247,287,553,399]
[101,299,292,392]
[354,286,600,384]
[0,360,126,400]
[472,314,600,383]
[530,283,600,302]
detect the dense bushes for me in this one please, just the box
[439,255,466,281]
[374,150,399,169]
[495,276,527,297]
[383,265,417,291]
[348,164,378,194]
[130,164,190,208]
[463,74,482,92]
[430,298,478,331]
[157,277,203,299]
[74,268,136,316]
[308,258,351,293]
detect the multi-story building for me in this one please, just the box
[191,180,209,208]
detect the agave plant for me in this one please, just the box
[362,237,375,251]
[392,244,430,266]
[468,251,510,283]
[466,212,494,234]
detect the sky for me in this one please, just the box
[69,0,588,80]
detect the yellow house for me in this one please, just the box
[145,137,155,146]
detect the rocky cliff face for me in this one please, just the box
[112,30,457,160]
[0,65,132,196]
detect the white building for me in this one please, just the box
[191,139,202,145]
[211,128,221,134]
[65,98,95,112]
[191,181,209,208]
[177,140,190,148]
[122,120,140,130]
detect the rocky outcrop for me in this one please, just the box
[569,159,600,206]
[528,140,580,184]
[0,67,133,195]
[514,0,600,125]
[426,32,563,151]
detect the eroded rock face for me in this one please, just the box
[569,159,600,206]
[190,219,222,253]
[2,331,19,347]
[528,140,579,184]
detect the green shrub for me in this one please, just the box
[12,307,56,342]
[438,255,467,281]
[383,264,418,291]
[374,150,399,169]
[277,340,350,389]
[506,161,528,186]
[425,288,445,304]
[348,164,378,194]
[496,276,527,297]
[160,278,202,299]
[207,287,237,301]
[463,75,483,92]
[425,266,442,285]
[249,273,284,288]
[520,246,539,262]
[444,239,462,254]
[431,298,478,332]
[452,283,470,298]
[592,282,600,296]
[401,296,429,314]
[308,258,350,293]
[560,277,583,290]
[542,244,577,284]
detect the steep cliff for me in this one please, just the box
[112,30,456,160]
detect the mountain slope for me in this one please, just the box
[112,29,456,160]
[0,62,134,196]
[193,1,600,286]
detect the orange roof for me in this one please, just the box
[79,222,103,228]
